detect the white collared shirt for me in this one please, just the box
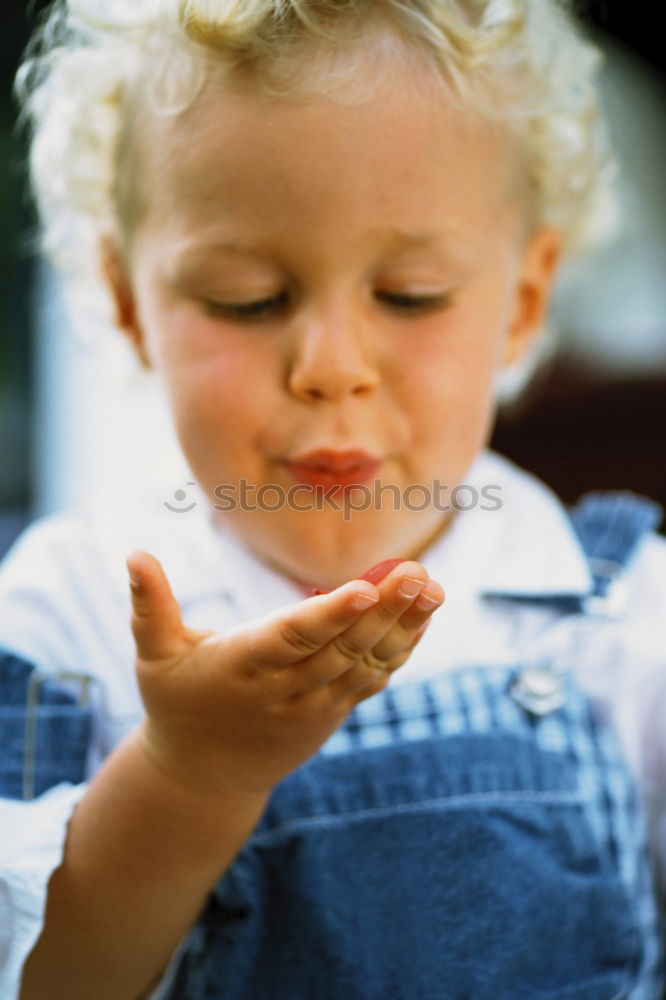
[0,451,664,997]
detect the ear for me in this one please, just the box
[504,226,562,366]
[100,236,152,370]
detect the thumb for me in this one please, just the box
[126,550,188,662]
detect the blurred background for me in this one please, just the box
[0,0,664,559]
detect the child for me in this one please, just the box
[2,0,665,997]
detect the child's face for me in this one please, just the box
[106,57,560,589]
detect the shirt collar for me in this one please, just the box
[419,451,594,599]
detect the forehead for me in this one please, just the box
[129,53,526,258]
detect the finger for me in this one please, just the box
[126,550,189,663]
[329,617,433,707]
[248,580,380,669]
[385,615,433,668]
[342,665,392,705]
[322,560,430,668]
[370,580,444,661]
[287,562,431,692]
[398,580,445,629]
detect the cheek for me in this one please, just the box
[392,303,508,465]
[396,314,504,416]
[149,312,277,434]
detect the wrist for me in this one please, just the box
[130,720,271,820]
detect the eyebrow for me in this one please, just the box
[385,228,443,247]
[381,228,476,267]
[168,240,273,275]
[177,240,266,259]
[171,228,473,270]
[179,227,449,252]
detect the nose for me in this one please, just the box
[286,303,380,403]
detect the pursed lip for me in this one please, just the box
[284,449,381,488]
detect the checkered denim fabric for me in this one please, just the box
[322,665,664,999]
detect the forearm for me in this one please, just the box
[19,726,269,1000]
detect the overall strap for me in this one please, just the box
[0,650,95,800]
[489,490,662,716]
[483,490,663,619]
[569,491,662,617]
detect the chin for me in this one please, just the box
[234,508,415,584]
[278,536,404,591]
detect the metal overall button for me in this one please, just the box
[510,665,567,716]
[509,615,577,717]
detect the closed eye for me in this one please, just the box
[375,292,452,313]
[203,293,288,320]
[203,290,452,321]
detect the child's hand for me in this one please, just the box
[126,552,444,801]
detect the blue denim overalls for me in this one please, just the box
[1,492,664,999]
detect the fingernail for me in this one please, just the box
[351,592,379,611]
[398,577,425,598]
[127,565,142,591]
[413,591,442,611]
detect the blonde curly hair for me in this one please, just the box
[16,0,617,313]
